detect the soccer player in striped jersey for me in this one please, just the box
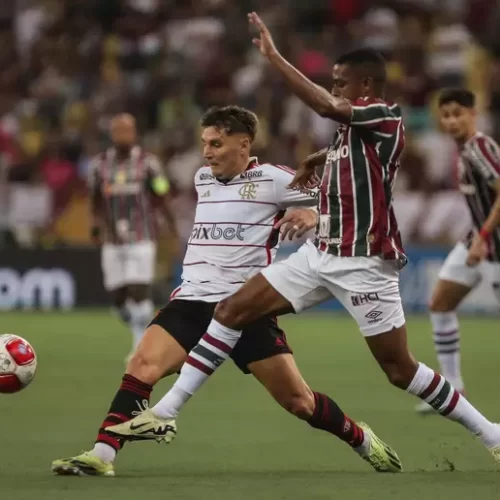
[415,89,500,414]
[111,13,500,467]
[88,114,175,359]
[52,106,402,477]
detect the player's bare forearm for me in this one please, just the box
[482,196,500,233]
[288,148,326,190]
[304,148,328,168]
[249,12,350,122]
[479,180,500,235]
[268,52,351,122]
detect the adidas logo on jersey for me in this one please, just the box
[201,190,211,198]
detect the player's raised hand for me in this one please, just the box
[248,12,278,58]
[275,208,318,241]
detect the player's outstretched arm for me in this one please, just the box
[302,148,328,169]
[248,12,351,123]
[288,149,326,190]
[467,178,500,265]
[478,179,500,235]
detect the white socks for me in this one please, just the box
[112,304,131,325]
[153,385,192,419]
[91,442,117,464]
[407,362,499,448]
[152,319,242,418]
[430,312,463,392]
[127,299,154,349]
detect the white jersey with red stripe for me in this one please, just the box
[173,158,317,302]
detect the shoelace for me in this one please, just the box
[131,399,150,417]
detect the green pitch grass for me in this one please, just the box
[0,312,499,500]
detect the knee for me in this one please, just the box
[126,345,162,386]
[428,295,453,313]
[214,298,247,329]
[276,389,315,420]
[128,285,149,302]
[111,289,128,308]
[382,358,419,390]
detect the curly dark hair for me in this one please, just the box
[200,105,258,141]
[438,88,475,108]
[336,48,387,83]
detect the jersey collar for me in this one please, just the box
[215,157,259,184]
[246,156,259,170]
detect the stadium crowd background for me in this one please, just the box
[1,0,500,278]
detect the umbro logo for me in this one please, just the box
[365,310,383,324]
[365,310,382,320]
[201,190,211,198]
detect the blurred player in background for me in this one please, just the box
[416,89,500,414]
[52,105,402,477]
[111,14,500,467]
[88,114,176,360]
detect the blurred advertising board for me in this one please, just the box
[1,245,498,313]
[0,248,106,310]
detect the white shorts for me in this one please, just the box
[101,241,157,291]
[438,242,500,302]
[262,241,405,336]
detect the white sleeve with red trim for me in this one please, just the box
[468,134,500,185]
[262,163,318,210]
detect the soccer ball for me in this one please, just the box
[0,334,37,394]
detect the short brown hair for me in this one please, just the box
[201,105,258,141]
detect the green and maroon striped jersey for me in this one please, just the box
[314,97,406,262]
[88,146,169,244]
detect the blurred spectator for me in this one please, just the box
[1,0,500,250]
[489,48,500,140]
[428,12,471,87]
[354,6,399,59]
[39,134,78,215]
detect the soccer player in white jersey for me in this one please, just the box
[415,89,500,414]
[52,106,402,476]
[110,14,500,467]
[88,114,176,359]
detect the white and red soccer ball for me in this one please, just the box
[0,334,37,393]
